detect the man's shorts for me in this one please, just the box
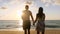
[23,21,31,30]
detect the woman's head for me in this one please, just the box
[37,7,43,18]
[38,7,43,14]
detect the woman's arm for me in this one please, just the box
[43,13,45,21]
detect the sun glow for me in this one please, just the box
[16,4,25,29]
[16,8,24,31]
[17,10,22,18]
[17,10,23,26]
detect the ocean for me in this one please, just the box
[0,20,60,29]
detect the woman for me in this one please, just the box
[33,7,45,34]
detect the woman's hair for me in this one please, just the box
[37,7,43,18]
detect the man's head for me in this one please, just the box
[25,5,29,10]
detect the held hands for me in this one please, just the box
[32,20,35,26]
[33,21,35,26]
[33,23,35,26]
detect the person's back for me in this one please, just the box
[22,5,34,34]
[37,13,45,22]
[34,7,45,34]
[22,10,32,21]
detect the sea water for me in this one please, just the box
[0,20,60,29]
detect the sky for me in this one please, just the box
[0,0,60,20]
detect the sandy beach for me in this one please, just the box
[0,28,60,34]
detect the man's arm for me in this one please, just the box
[34,14,38,23]
[33,14,38,25]
[30,13,34,22]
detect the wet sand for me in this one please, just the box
[0,29,60,34]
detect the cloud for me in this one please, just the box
[40,0,60,7]
[0,0,16,10]
[23,0,35,5]
[40,0,52,7]
[45,3,50,7]
[0,0,20,6]
[41,0,52,3]
[54,0,60,5]
[0,6,7,9]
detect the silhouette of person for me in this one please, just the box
[22,5,34,34]
[33,7,45,34]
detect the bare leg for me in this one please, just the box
[28,29,30,34]
[37,30,40,34]
[42,31,45,34]
[24,29,27,34]
[42,29,45,34]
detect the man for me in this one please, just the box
[22,5,34,34]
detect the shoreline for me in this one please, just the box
[0,28,60,31]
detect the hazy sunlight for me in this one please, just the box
[17,10,23,25]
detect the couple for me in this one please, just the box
[22,5,45,34]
